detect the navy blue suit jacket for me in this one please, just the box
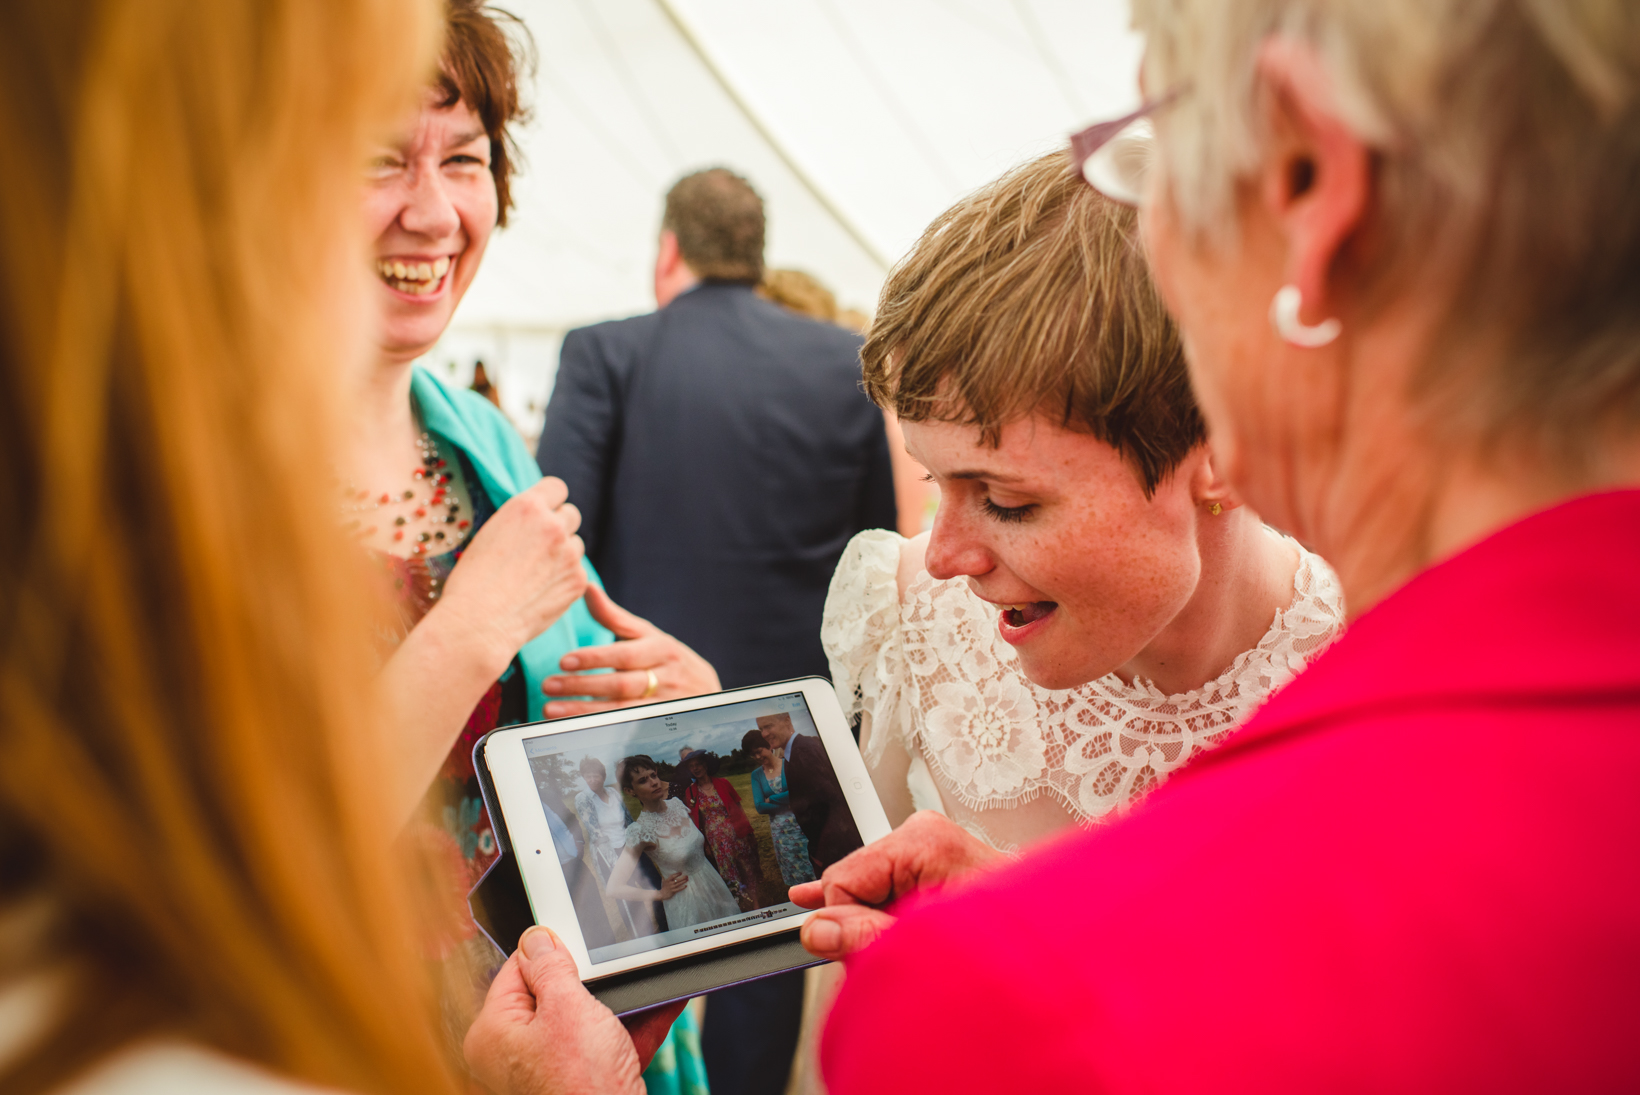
[537,282,897,688]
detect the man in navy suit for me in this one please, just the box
[536,167,895,1095]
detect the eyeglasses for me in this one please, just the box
[1068,87,1184,208]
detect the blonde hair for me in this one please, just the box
[861,152,1199,494]
[758,268,840,324]
[1132,0,1640,463]
[0,2,456,1094]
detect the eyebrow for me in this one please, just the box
[450,128,488,148]
[944,470,1026,483]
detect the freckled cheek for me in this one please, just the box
[1055,519,1196,635]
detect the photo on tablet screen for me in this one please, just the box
[522,691,864,964]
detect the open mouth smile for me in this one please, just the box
[996,601,1058,643]
[376,255,451,296]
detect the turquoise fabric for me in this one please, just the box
[750,766,792,812]
[410,366,613,721]
[643,1008,710,1095]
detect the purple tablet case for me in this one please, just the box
[469,718,825,1016]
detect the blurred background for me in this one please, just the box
[422,0,1143,442]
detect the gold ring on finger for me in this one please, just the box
[641,668,659,699]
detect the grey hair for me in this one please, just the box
[1131,0,1640,464]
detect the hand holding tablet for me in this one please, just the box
[476,678,891,1013]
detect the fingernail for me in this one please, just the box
[519,926,558,958]
[560,655,580,670]
[805,918,842,953]
[544,678,563,693]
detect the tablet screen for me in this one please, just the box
[519,690,864,966]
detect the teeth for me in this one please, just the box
[376,257,451,291]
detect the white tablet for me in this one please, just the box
[482,677,891,982]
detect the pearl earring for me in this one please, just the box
[1270,285,1341,348]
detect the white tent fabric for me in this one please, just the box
[425,0,1142,439]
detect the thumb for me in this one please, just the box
[801,905,896,961]
[583,583,653,640]
[515,927,595,1012]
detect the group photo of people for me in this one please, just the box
[526,703,863,960]
[7,0,1640,1094]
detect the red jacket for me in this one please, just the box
[823,491,1640,1093]
[683,776,754,844]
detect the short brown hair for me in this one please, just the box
[619,755,660,794]
[862,153,1202,494]
[664,168,765,282]
[438,0,531,227]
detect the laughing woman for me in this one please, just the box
[349,1,717,882]
[344,1,714,1087]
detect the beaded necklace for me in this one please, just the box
[341,431,474,557]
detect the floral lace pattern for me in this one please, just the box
[822,529,1345,849]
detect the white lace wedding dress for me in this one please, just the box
[624,798,739,928]
[822,529,1345,851]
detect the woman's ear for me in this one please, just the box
[1254,36,1373,324]
[1189,446,1243,514]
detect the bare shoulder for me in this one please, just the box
[896,532,930,601]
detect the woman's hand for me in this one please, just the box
[434,476,589,672]
[541,585,721,717]
[660,872,689,899]
[464,926,684,1095]
[791,811,1006,961]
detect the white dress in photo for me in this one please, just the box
[625,798,739,929]
[821,528,1346,851]
[576,786,658,937]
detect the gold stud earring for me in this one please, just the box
[1209,502,1222,516]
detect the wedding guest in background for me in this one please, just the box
[668,744,695,801]
[572,757,660,937]
[757,267,838,323]
[742,730,816,888]
[535,168,897,703]
[679,751,761,912]
[469,360,501,408]
[757,715,861,874]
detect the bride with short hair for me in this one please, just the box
[823,152,1345,852]
[603,756,741,930]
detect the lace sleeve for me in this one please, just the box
[822,530,910,768]
[625,814,652,849]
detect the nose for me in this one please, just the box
[923,507,994,582]
[399,162,461,241]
